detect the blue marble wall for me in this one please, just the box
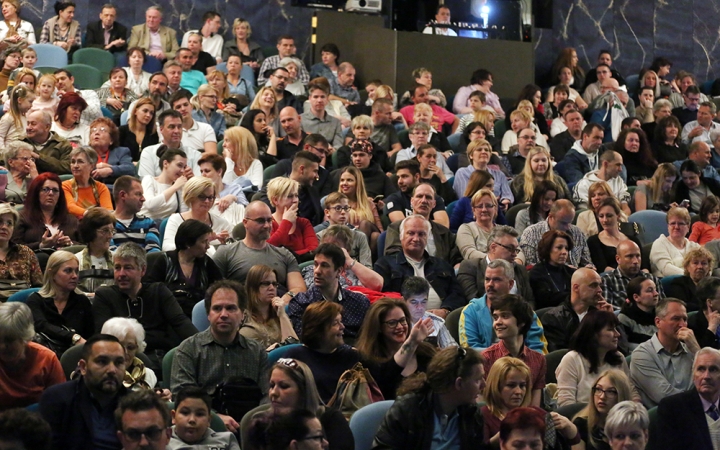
[534,0,719,85]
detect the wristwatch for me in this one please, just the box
[286,291,296,299]
[72,334,81,345]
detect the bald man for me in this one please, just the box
[541,268,614,351]
[276,107,307,160]
[602,240,665,307]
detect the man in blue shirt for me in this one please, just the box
[176,48,207,95]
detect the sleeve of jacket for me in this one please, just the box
[457,259,481,301]
[525,312,548,354]
[459,303,486,349]
[170,340,200,397]
[287,297,307,336]
[39,385,71,449]
[92,288,115,332]
[374,257,394,292]
[158,286,198,338]
[127,25,141,50]
[439,268,467,312]
[562,155,587,186]
[371,401,411,450]
[36,140,72,174]
[110,147,136,177]
[540,310,568,352]
[165,28,179,60]
[516,265,535,307]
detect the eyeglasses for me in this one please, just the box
[202,94,218,100]
[518,135,536,140]
[12,156,34,162]
[668,222,688,227]
[0,219,13,228]
[122,427,165,442]
[493,241,520,255]
[307,144,328,155]
[382,317,408,328]
[330,205,351,212]
[98,226,116,236]
[245,217,273,225]
[592,387,618,399]
[197,194,216,202]
[40,187,60,195]
[300,434,326,443]
[90,127,108,133]
[473,203,496,210]
[259,281,279,288]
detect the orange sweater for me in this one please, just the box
[0,341,65,410]
[62,179,113,219]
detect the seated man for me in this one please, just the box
[482,294,546,406]
[180,11,224,63]
[52,69,103,125]
[582,63,613,105]
[257,35,310,86]
[176,48,207,95]
[40,334,128,450]
[212,201,306,302]
[137,109,199,179]
[345,98,402,157]
[384,182,461,266]
[519,199,593,267]
[93,243,198,368]
[601,240,664,307]
[673,141,720,185]
[374,215,465,319]
[573,150,631,214]
[457,225,533,303]
[185,32,217,74]
[422,5,457,36]
[23,110,72,174]
[116,390,173,450]
[588,78,636,132]
[128,6,179,61]
[330,62,360,105]
[556,123,605,187]
[672,85,701,127]
[84,4,128,54]
[268,134,332,196]
[681,101,720,146]
[582,50,626,90]
[399,84,458,134]
[171,280,267,432]
[276,106,308,160]
[111,175,161,253]
[402,276,457,348]
[630,298,700,408]
[164,60,183,96]
[386,159,449,228]
[549,103,583,159]
[459,259,546,353]
[288,243,370,340]
[300,79,343,149]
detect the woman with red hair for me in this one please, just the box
[50,91,88,147]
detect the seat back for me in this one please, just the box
[556,402,587,420]
[377,230,386,257]
[444,307,463,343]
[544,348,569,384]
[30,44,68,68]
[348,400,395,450]
[162,347,177,388]
[505,203,529,228]
[7,287,40,303]
[64,64,104,89]
[72,48,116,79]
[446,200,458,218]
[267,343,302,366]
[59,343,84,380]
[628,210,668,244]
[192,300,210,331]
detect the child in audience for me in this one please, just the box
[170,386,240,449]
[20,48,38,75]
[456,90,488,133]
[28,74,58,116]
[689,195,720,245]
[0,83,33,147]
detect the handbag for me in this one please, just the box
[33,325,73,357]
[621,221,647,246]
[0,279,30,300]
[327,362,385,420]
[211,377,264,421]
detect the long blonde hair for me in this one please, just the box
[250,86,278,120]
[521,147,560,202]
[339,166,374,224]
[224,126,258,174]
[574,369,633,448]
[648,163,678,205]
[484,357,532,418]
[207,70,229,99]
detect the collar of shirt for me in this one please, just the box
[699,394,720,415]
[650,332,688,356]
[197,328,247,348]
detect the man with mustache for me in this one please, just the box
[40,334,128,450]
[458,259,546,353]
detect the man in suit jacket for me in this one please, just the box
[657,347,720,450]
[84,4,127,53]
[128,6,179,61]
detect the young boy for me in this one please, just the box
[170,386,240,449]
[401,276,457,348]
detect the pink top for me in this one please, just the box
[689,221,720,245]
[28,96,59,116]
[399,103,456,131]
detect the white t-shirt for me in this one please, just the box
[181,30,224,61]
[51,122,89,147]
[137,144,202,179]
[181,119,216,152]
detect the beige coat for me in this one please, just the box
[127,24,178,60]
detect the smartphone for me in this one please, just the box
[373,195,384,202]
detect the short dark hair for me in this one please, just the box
[174,386,212,412]
[304,133,328,148]
[411,83,427,97]
[301,301,342,349]
[54,0,75,14]
[626,276,652,305]
[158,148,187,171]
[598,49,612,58]
[401,276,430,299]
[204,280,247,314]
[582,122,604,137]
[292,150,321,171]
[81,333,121,361]
[490,295,533,338]
[201,11,219,22]
[169,89,192,107]
[319,43,340,59]
[197,153,227,175]
[78,208,115,244]
[248,409,317,450]
[52,68,72,79]
[684,85,701,96]
[307,79,329,95]
[470,68,492,85]
[315,243,345,271]
[537,230,573,262]
[0,408,51,450]
[114,390,172,431]
[680,159,701,176]
[175,219,213,251]
[112,175,140,201]
[395,159,420,176]
[277,34,294,44]
[157,109,182,127]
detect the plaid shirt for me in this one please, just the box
[39,21,82,47]
[257,55,310,86]
[519,220,592,267]
[482,340,546,391]
[601,267,665,307]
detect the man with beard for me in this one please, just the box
[127,72,170,117]
[269,67,302,113]
[40,334,128,450]
[385,159,448,227]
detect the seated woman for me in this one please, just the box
[510,146,571,204]
[222,126,263,188]
[457,188,498,260]
[482,357,580,448]
[139,149,189,221]
[280,57,307,97]
[529,230,576,309]
[515,180,558,235]
[13,173,77,250]
[283,300,430,403]
[39,1,81,53]
[240,264,298,350]
[87,117,135,186]
[689,195,720,244]
[143,220,222,318]
[663,247,714,312]
[615,128,657,186]
[242,359,352,450]
[650,206,701,277]
[577,181,626,237]
[96,68,138,124]
[249,86,281,135]
[26,250,92,356]
[0,302,65,410]
[309,43,339,84]
[455,119,500,165]
[672,160,720,214]
[305,225,382,291]
[118,97,158,161]
[556,310,638,407]
[223,18,265,72]
[207,69,242,128]
[62,146,113,219]
[450,170,500,233]
[50,92,89,147]
[651,116,687,163]
[191,84,226,141]
[505,85,550,138]
[453,139,513,209]
[501,104,549,154]
[604,401,650,450]
[121,47,152,97]
[571,369,634,450]
[224,54,256,104]
[338,165,382,248]
[74,208,115,293]
[618,277,659,348]
[239,108,278,169]
[633,162,678,212]
[266,177,318,262]
[162,177,232,255]
[546,65,588,109]
[0,203,42,289]
[356,298,436,399]
[4,141,37,204]
[588,198,643,272]
[100,317,169,397]
[197,153,247,226]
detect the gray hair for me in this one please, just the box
[32,110,52,127]
[114,242,147,269]
[3,141,33,163]
[693,347,720,369]
[146,5,162,14]
[486,225,519,248]
[399,214,431,240]
[0,302,34,342]
[279,56,302,70]
[70,146,98,170]
[653,98,672,113]
[655,297,686,319]
[701,101,718,115]
[409,121,431,134]
[350,114,373,132]
[604,401,650,438]
[101,317,147,353]
[487,258,514,280]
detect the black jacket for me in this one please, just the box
[27,291,94,347]
[542,299,595,352]
[657,388,714,450]
[384,220,462,266]
[688,309,720,349]
[372,390,487,450]
[84,20,128,53]
[672,176,720,214]
[549,130,577,162]
[528,261,575,309]
[457,257,534,305]
[664,275,701,311]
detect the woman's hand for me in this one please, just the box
[217,414,239,433]
[55,230,72,248]
[264,126,276,141]
[409,317,434,344]
[92,166,113,179]
[282,203,298,223]
[214,230,230,244]
[217,195,235,213]
[223,102,237,114]
[106,97,124,110]
[550,411,578,440]
[27,159,38,180]
[40,228,59,248]
[429,163,446,183]
[173,175,188,190]
[54,41,68,50]
[272,296,286,315]
[707,304,720,334]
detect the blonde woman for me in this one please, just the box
[511,146,571,203]
[62,146,113,219]
[453,139,513,208]
[190,84,226,140]
[162,176,231,255]
[338,165,383,235]
[222,18,264,70]
[576,181,626,237]
[249,85,280,135]
[267,177,318,261]
[501,108,533,154]
[222,126,262,187]
[634,163,678,212]
[456,188,497,260]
